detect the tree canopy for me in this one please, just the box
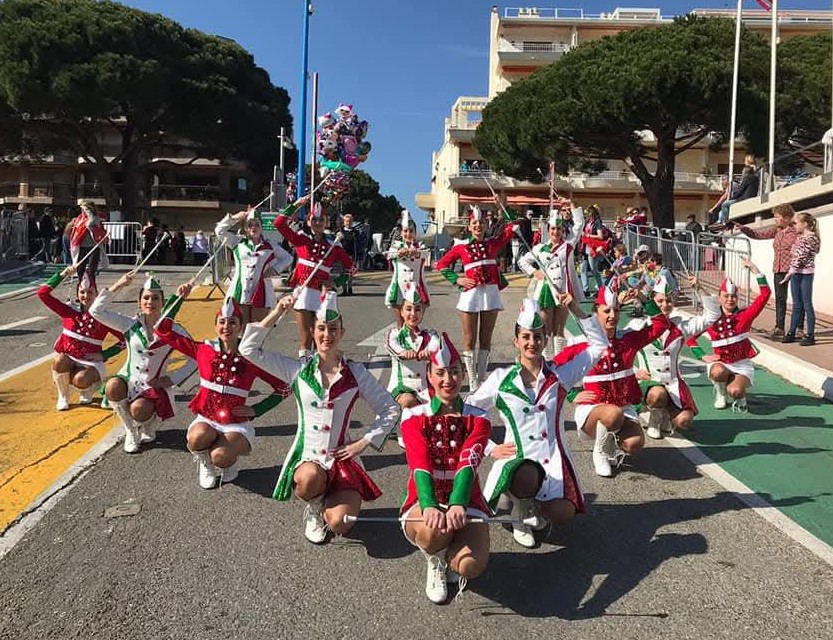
[475,16,771,228]
[0,0,293,217]
[331,170,404,231]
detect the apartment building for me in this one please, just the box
[0,124,258,230]
[416,5,831,235]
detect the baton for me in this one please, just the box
[343,514,540,527]
[130,231,171,275]
[672,243,693,278]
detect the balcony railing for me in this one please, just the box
[0,182,20,198]
[503,7,670,21]
[77,183,124,200]
[151,184,221,202]
[498,40,573,54]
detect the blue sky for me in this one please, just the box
[122,0,829,226]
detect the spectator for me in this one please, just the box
[158,225,171,265]
[511,209,534,272]
[579,205,605,295]
[191,230,209,265]
[62,214,75,265]
[173,226,187,265]
[782,212,820,346]
[339,213,358,295]
[735,204,801,339]
[460,160,470,174]
[141,218,159,264]
[37,207,55,262]
[715,155,759,225]
[608,242,633,282]
[26,208,40,259]
[685,213,703,237]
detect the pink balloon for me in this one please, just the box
[344,154,360,168]
[342,136,358,155]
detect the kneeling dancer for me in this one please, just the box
[574,282,670,477]
[468,296,608,548]
[90,273,197,453]
[155,294,290,489]
[400,333,492,604]
[240,291,400,544]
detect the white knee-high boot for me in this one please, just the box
[112,398,140,454]
[461,350,478,391]
[553,336,566,356]
[52,371,71,411]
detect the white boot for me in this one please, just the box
[112,399,140,454]
[303,496,328,544]
[461,350,478,391]
[645,408,665,440]
[52,371,71,411]
[553,336,566,356]
[542,337,553,359]
[136,415,157,444]
[422,548,448,604]
[475,349,490,387]
[713,382,728,409]
[509,493,539,548]
[192,450,220,489]
[592,421,613,478]
[220,462,239,483]
[76,386,95,405]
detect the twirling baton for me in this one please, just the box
[343,515,540,527]
[130,232,172,275]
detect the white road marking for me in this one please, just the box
[0,354,54,383]
[0,315,47,332]
[0,285,37,301]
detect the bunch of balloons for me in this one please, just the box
[317,103,370,204]
[285,171,298,203]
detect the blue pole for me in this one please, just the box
[297,1,310,212]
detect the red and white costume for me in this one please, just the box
[274,203,354,312]
[155,310,290,446]
[575,286,671,429]
[704,274,771,384]
[436,208,518,313]
[38,271,122,380]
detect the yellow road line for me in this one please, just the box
[0,288,224,533]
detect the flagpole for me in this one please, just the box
[727,0,743,191]
[767,0,779,194]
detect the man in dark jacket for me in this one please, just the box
[339,213,357,295]
[39,207,56,262]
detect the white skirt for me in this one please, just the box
[66,354,106,380]
[187,414,256,447]
[574,403,639,432]
[707,359,755,385]
[292,285,321,312]
[400,502,490,547]
[457,284,504,313]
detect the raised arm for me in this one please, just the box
[214,212,244,249]
[37,269,76,319]
[567,206,585,246]
[166,323,198,387]
[238,322,302,383]
[88,287,138,334]
[155,316,200,360]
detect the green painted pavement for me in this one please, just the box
[564,306,833,549]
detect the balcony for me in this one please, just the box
[497,39,573,66]
[447,97,489,141]
[150,184,221,209]
[77,183,125,206]
[0,182,75,205]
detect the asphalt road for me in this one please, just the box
[1,271,832,640]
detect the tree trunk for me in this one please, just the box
[637,132,677,229]
[120,123,141,221]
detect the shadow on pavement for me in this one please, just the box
[337,505,415,560]
[468,490,815,619]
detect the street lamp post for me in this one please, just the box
[296,1,312,209]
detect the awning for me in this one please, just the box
[459,194,550,206]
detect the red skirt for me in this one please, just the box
[326,458,382,502]
[139,387,175,421]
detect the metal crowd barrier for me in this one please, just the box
[102,222,142,265]
[622,226,752,309]
[0,210,29,263]
[207,234,232,294]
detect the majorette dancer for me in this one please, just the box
[573,281,670,477]
[214,206,294,325]
[399,332,492,604]
[384,209,430,327]
[517,198,584,357]
[631,275,720,439]
[468,297,608,548]
[273,195,355,358]
[38,265,123,410]
[68,201,108,288]
[155,295,291,489]
[239,290,400,545]
[435,205,519,389]
[89,272,197,454]
[699,259,770,412]
[385,283,437,410]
